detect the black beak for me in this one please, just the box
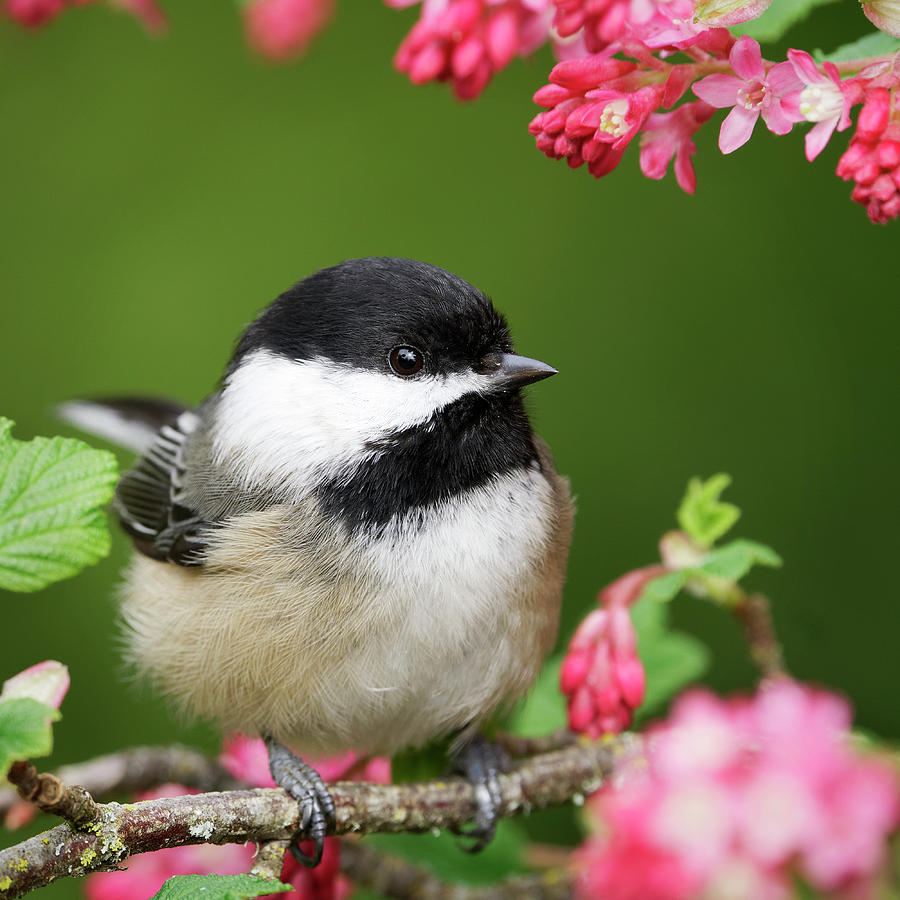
[490,353,558,390]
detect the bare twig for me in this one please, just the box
[338,839,574,900]
[495,729,575,758]
[734,592,785,679]
[6,761,102,828]
[0,736,635,898]
[0,745,239,819]
[249,839,289,881]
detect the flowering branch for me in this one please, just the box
[0,735,635,898]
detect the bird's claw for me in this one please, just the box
[450,735,510,853]
[265,736,336,868]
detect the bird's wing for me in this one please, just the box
[60,397,211,567]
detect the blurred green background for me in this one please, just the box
[1,0,898,895]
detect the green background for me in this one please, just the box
[1,1,897,895]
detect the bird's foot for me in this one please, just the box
[265,735,336,868]
[450,735,511,853]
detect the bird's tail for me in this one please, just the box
[57,397,188,454]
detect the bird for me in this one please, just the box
[61,257,574,867]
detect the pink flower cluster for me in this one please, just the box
[4,0,164,31]
[837,86,900,223]
[5,0,92,27]
[560,565,665,736]
[529,15,900,220]
[574,681,900,900]
[84,735,390,900]
[388,0,554,99]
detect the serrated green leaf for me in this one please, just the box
[631,595,710,720]
[698,539,782,580]
[504,653,567,737]
[0,417,118,592]
[677,474,740,548]
[0,697,60,778]
[366,818,528,883]
[816,31,900,63]
[149,873,290,899]
[734,0,839,42]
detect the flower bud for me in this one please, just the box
[861,0,900,37]
[1,660,69,710]
[692,0,771,26]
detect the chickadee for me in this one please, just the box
[62,258,574,866]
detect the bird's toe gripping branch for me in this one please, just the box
[450,734,511,853]
[264,735,336,868]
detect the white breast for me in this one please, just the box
[120,464,562,756]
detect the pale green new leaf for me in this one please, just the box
[0,418,118,592]
[816,31,900,63]
[0,697,60,778]
[698,539,782,580]
[149,874,290,899]
[677,474,740,548]
[735,0,839,43]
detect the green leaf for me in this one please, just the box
[366,818,529,884]
[631,594,710,719]
[0,697,60,778]
[639,570,689,604]
[677,474,740,548]
[698,539,782,581]
[0,418,118,592]
[149,873,290,899]
[504,653,567,737]
[734,0,839,43]
[816,31,900,63]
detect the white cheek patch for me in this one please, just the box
[212,349,486,496]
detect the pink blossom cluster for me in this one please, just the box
[388,0,555,100]
[4,0,164,31]
[560,565,665,736]
[530,23,900,220]
[574,681,900,900]
[84,735,390,900]
[837,86,900,223]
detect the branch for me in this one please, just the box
[0,745,239,818]
[0,736,636,898]
[338,839,574,900]
[734,592,785,679]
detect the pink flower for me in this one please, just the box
[392,0,553,100]
[782,49,857,160]
[572,681,900,900]
[243,0,334,61]
[5,0,67,26]
[561,566,665,737]
[639,101,716,193]
[836,87,900,223]
[693,36,801,153]
[552,0,654,53]
[530,58,663,177]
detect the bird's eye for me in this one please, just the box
[389,346,424,377]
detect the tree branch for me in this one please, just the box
[0,736,635,898]
[338,839,574,900]
[0,745,239,818]
[734,591,785,679]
